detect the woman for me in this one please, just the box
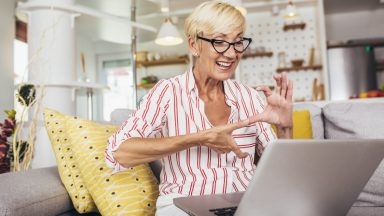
[106,1,293,215]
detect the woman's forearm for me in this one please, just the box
[113,132,207,167]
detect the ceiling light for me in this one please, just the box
[160,0,169,13]
[155,17,183,46]
[284,1,299,19]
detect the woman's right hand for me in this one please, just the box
[200,120,250,158]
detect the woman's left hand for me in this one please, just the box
[248,72,293,128]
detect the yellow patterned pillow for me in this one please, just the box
[64,113,159,216]
[43,109,97,213]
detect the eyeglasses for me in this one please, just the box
[197,36,252,54]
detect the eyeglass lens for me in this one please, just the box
[213,39,250,53]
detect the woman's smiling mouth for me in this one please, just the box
[216,61,234,70]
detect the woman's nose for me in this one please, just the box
[223,44,237,58]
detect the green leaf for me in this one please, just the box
[4,109,16,120]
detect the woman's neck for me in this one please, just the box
[193,65,224,100]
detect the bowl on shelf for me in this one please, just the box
[291,59,304,67]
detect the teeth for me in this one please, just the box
[217,61,231,67]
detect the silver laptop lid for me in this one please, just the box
[236,139,384,216]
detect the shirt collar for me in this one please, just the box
[223,79,239,105]
[186,67,196,93]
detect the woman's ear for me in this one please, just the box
[188,36,199,57]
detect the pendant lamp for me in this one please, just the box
[155,17,183,46]
[284,1,299,19]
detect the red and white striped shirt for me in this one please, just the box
[106,68,276,206]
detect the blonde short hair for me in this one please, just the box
[184,1,246,41]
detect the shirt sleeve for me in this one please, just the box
[248,87,277,156]
[105,79,171,173]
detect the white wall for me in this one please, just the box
[0,0,15,121]
[94,41,131,56]
[325,9,384,42]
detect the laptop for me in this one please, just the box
[174,139,384,216]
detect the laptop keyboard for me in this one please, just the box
[209,206,237,216]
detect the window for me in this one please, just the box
[13,39,29,121]
[97,54,136,121]
[14,40,28,85]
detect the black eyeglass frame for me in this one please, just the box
[197,36,252,54]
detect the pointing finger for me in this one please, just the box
[248,113,267,124]
[226,119,249,132]
[233,145,249,158]
[229,137,249,158]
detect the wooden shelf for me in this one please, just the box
[137,83,156,89]
[328,42,384,48]
[377,63,384,71]
[242,52,273,59]
[283,23,306,31]
[137,56,189,67]
[276,65,322,73]
[328,40,384,48]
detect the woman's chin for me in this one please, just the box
[214,67,235,79]
[213,71,234,80]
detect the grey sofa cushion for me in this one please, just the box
[110,108,134,125]
[293,103,324,139]
[323,100,384,139]
[347,206,384,216]
[0,167,73,216]
[323,100,384,207]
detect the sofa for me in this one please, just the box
[0,99,383,216]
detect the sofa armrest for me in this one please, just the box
[0,166,74,216]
